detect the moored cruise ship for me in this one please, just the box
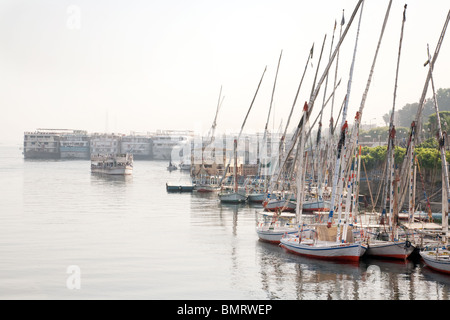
[89,133,122,156]
[23,129,61,159]
[150,130,193,160]
[59,130,90,159]
[120,133,152,160]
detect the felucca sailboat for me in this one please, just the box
[219,66,267,203]
[280,0,368,262]
[364,4,415,260]
[419,11,450,272]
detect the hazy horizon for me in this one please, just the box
[1,0,449,145]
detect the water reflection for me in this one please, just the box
[257,240,364,299]
[187,195,450,300]
[255,237,450,300]
[90,173,133,185]
[421,265,450,292]
[8,144,450,299]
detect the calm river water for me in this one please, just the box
[1,144,449,300]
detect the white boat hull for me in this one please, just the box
[256,227,298,244]
[195,185,220,192]
[366,240,414,260]
[179,164,191,171]
[302,199,331,212]
[248,193,265,203]
[280,237,367,262]
[91,166,133,175]
[91,153,133,175]
[257,227,315,244]
[420,250,450,274]
[219,192,247,203]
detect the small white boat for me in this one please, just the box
[91,153,133,175]
[256,212,299,244]
[280,235,367,262]
[248,193,265,203]
[167,163,178,171]
[179,162,191,171]
[218,191,247,203]
[263,198,296,212]
[219,138,247,204]
[302,199,332,212]
[366,240,415,260]
[420,247,450,275]
[195,184,221,193]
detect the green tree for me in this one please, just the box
[382,112,391,126]
[426,111,450,136]
[436,88,450,111]
[396,103,419,128]
[383,88,450,130]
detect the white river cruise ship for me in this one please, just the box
[150,130,193,160]
[23,129,61,159]
[120,133,152,160]
[89,133,122,156]
[59,130,90,159]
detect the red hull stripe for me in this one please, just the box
[258,239,280,244]
[368,254,407,260]
[280,244,360,262]
[426,265,450,275]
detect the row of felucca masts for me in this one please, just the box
[190,1,450,268]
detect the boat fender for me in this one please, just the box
[405,241,411,248]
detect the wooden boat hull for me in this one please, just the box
[280,237,367,262]
[366,240,414,260]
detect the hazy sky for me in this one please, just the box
[0,0,449,143]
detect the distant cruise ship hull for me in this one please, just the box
[24,150,60,159]
[23,131,61,159]
[130,154,152,160]
[60,146,90,159]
